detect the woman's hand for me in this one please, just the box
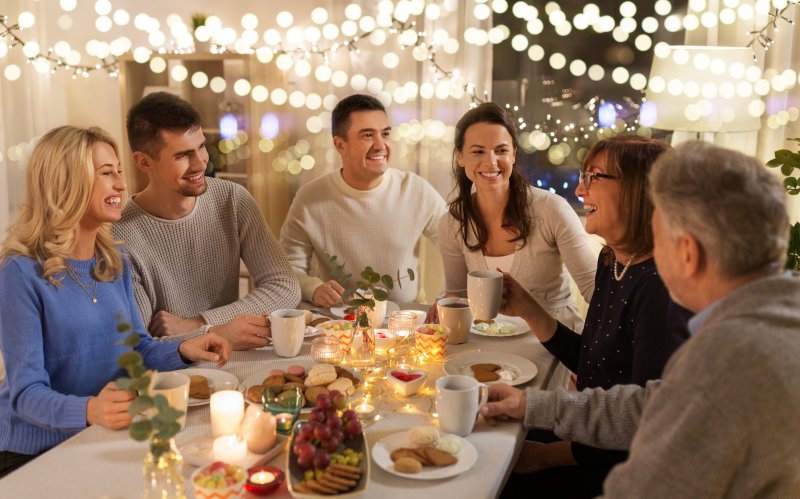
[178,332,232,367]
[499,271,558,342]
[86,382,134,430]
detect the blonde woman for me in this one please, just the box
[0,126,231,477]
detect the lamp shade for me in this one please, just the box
[643,46,763,133]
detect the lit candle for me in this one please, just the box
[212,435,247,465]
[275,412,293,432]
[354,402,376,420]
[250,471,275,484]
[245,465,284,495]
[210,389,244,437]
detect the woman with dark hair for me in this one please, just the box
[499,135,691,498]
[433,103,596,332]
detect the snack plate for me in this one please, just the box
[181,368,239,407]
[180,433,288,468]
[470,314,530,337]
[443,351,538,386]
[241,361,363,410]
[287,422,370,498]
[371,430,477,480]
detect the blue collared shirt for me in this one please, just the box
[687,300,719,336]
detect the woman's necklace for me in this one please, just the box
[613,253,637,281]
[65,263,97,304]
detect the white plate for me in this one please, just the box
[241,360,362,408]
[443,351,538,386]
[371,431,477,480]
[470,314,530,337]
[180,433,288,468]
[330,301,399,322]
[181,368,239,407]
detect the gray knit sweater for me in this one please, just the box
[524,273,800,498]
[113,178,301,337]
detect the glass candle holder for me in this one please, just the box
[387,344,418,370]
[310,336,343,364]
[388,311,418,342]
[262,386,303,434]
[245,465,284,495]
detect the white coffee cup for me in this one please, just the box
[435,375,489,436]
[437,297,473,345]
[369,298,388,327]
[467,270,503,321]
[270,309,305,357]
[151,371,190,429]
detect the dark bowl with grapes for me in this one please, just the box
[286,390,369,498]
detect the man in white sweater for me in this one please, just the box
[280,94,446,307]
[114,92,301,350]
[483,141,800,497]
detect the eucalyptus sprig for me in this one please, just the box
[325,253,415,310]
[114,316,183,457]
[766,139,800,271]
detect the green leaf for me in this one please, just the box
[129,376,151,391]
[369,272,380,284]
[116,322,131,333]
[117,351,142,370]
[784,177,799,188]
[129,395,155,414]
[381,275,394,290]
[115,377,134,390]
[766,158,783,167]
[152,394,169,410]
[407,269,415,281]
[123,333,140,348]
[374,288,389,301]
[129,420,152,441]
[781,164,795,177]
[775,149,794,160]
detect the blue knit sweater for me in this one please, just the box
[0,255,188,455]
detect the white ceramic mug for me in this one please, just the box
[270,309,305,357]
[467,270,503,321]
[151,371,190,429]
[437,297,473,344]
[435,375,489,436]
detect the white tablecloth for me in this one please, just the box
[0,309,562,499]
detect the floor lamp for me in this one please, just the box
[643,46,763,154]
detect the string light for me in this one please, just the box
[746,1,798,62]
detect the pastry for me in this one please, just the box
[423,447,458,466]
[409,426,439,447]
[305,364,337,387]
[287,365,306,377]
[471,363,501,382]
[394,457,422,474]
[304,386,330,406]
[247,385,265,404]
[471,363,501,372]
[188,375,210,399]
[262,374,286,389]
[326,377,354,395]
[473,319,495,325]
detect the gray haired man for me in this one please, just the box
[482,141,800,497]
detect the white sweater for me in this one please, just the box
[279,168,446,303]
[438,186,596,331]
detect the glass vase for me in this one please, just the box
[143,437,186,499]
[346,305,376,374]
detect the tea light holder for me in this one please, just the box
[212,435,247,465]
[311,336,342,364]
[353,401,376,421]
[263,386,302,434]
[388,311,418,341]
[274,412,294,433]
[245,465,285,495]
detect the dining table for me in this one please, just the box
[0,303,567,499]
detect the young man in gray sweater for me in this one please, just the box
[114,92,301,350]
[484,141,800,497]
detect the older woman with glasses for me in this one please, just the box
[499,135,691,499]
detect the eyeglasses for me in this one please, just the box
[579,171,618,189]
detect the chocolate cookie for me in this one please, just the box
[188,375,210,399]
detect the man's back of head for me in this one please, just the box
[650,140,788,281]
[331,94,386,140]
[126,91,202,158]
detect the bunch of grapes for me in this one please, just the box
[292,390,363,471]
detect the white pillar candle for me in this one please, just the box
[212,435,247,464]
[210,389,244,437]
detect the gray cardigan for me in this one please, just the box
[523,272,800,498]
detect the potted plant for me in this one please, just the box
[115,317,185,498]
[766,138,800,270]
